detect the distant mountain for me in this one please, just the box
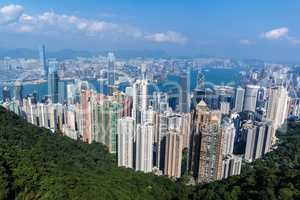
[0,48,38,59]
[0,106,300,199]
[0,48,169,60]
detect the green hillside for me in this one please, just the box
[0,106,300,200]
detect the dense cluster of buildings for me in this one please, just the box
[0,46,297,184]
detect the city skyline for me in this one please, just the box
[0,2,300,199]
[0,1,300,61]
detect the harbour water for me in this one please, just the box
[0,67,241,101]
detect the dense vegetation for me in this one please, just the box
[0,107,185,200]
[189,123,300,200]
[0,106,300,200]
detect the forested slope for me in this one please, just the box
[0,107,299,200]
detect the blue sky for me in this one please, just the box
[0,0,300,61]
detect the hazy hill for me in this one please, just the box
[0,48,168,60]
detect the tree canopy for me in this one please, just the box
[0,107,299,200]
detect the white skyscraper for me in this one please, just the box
[118,117,135,168]
[222,154,242,179]
[243,85,259,112]
[266,86,289,144]
[132,79,148,124]
[141,106,155,124]
[244,122,272,162]
[67,84,76,105]
[135,123,154,173]
[234,87,245,112]
[221,118,236,156]
[220,101,230,115]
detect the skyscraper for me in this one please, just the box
[80,90,92,143]
[135,123,154,173]
[220,101,230,115]
[2,86,11,102]
[243,121,272,162]
[118,117,135,168]
[243,85,259,112]
[132,79,148,124]
[67,84,76,105]
[222,154,242,179]
[154,111,168,170]
[189,101,223,183]
[179,73,190,113]
[94,96,122,153]
[48,59,59,104]
[234,87,245,112]
[266,86,289,144]
[221,117,236,156]
[107,52,116,96]
[164,131,183,178]
[13,81,23,104]
[39,45,48,78]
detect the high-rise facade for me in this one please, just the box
[221,117,236,156]
[2,86,11,102]
[118,117,135,168]
[243,121,272,162]
[136,123,154,173]
[107,52,116,96]
[132,79,148,124]
[13,81,23,105]
[80,90,92,143]
[222,154,242,179]
[164,131,183,178]
[39,45,48,78]
[266,86,289,144]
[234,87,245,112]
[189,101,223,183]
[179,74,190,113]
[94,97,122,153]
[48,59,59,104]
[220,101,230,115]
[243,85,259,112]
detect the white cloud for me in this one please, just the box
[0,4,188,44]
[240,39,253,45]
[262,27,289,40]
[145,31,187,44]
[15,11,119,36]
[0,4,24,25]
[261,27,300,45]
[287,36,300,45]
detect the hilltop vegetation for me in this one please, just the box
[0,107,299,200]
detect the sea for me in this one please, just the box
[0,67,241,101]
